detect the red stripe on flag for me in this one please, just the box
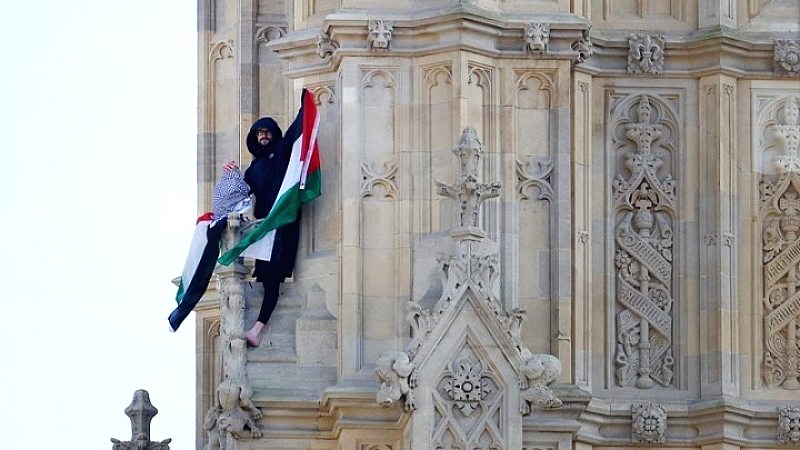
[300,89,321,189]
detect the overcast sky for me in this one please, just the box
[1,2,199,448]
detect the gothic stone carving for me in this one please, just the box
[110,390,172,450]
[632,402,667,444]
[205,378,262,450]
[779,406,800,444]
[775,40,800,78]
[628,35,665,75]
[572,30,593,64]
[613,95,677,389]
[368,20,393,52]
[433,346,503,449]
[519,352,563,414]
[517,157,554,201]
[761,97,800,390]
[317,30,338,60]
[436,127,501,228]
[376,351,417,412]
[361,160,399,199]
[525,22,550,54]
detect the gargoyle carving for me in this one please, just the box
[375,351,417,412]
[518,352,562,414]
[206,378,262,450]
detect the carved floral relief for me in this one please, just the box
[779,405,800,444]
[631,402,667,444]
[611,94,677,389]
[627,35,665,75]
[775,40,800,78]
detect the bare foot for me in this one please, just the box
[245,321,266,347]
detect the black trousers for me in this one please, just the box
[257,270,284,324]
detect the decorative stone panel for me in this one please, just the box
[610,94,678,389]
[631,402,667,444]
[627,35,665,74]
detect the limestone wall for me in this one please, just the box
[195,0,800,448]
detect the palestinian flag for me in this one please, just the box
[219,89,322,265]
[168,214,227,332]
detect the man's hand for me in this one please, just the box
[222,160,239,172]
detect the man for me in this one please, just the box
[223,117,302,347]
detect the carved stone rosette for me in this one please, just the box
[779,405,800,444]
[612,95,677,389]
[761,97,800,390]
[774,40,800,78]
[627,34,665,74]
[434,346,502,449]
[631,402,667,444]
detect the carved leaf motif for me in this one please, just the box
[516,157,553,201]
[361,160,399,199]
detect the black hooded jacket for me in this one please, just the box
[244,117,301,280]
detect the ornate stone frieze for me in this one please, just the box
[436,127,501,228]
[519,352,563,414]
[361,160,399,199]
[524,22,550,54]
[433,345,503,449]
[368,20,393,52]
[760,97,800,390]
[517,157,553,201]
[631,402,667,444]
[375,351,417,412]
[775,40,800,78]
[779,406,800,444]
[572,30,593,64]
[110,390,172,450]
[627,35,665,74]
[612,95,677,389]
[317,30,338,60]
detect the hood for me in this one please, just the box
[246,117,283,159]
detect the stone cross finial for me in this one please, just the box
[435,127,501,229]
[110,390,171,450]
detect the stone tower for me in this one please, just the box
[194,0,800,448]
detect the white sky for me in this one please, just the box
[0,2,199,448]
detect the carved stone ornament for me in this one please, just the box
[627,34,665,74]
[760,97,800,390]
[517,157,553,201]
[368,20,393,52]
[572,30,593,63]
[435,127,501,228]
[204,378,263,450]
[317,29,338,60]
[779,406,800,444]
[524,22,550,53]
[775,40,800,77]
[519,351,563,415]
[110,390,172,450]
[631,402,667,444]
[433,345,503,449]
[375,351,417,412]
[361,160,399,199]
[612,95,677,389]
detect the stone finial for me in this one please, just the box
[375,351,417,412]
[368,20,393,52]
[774,40,800,77]
[628,34,665,74]
[435,127,501,229]
[110,390,172,450]
[779,405,800,444]
[524,22,550,53]
[632,402,667,444]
